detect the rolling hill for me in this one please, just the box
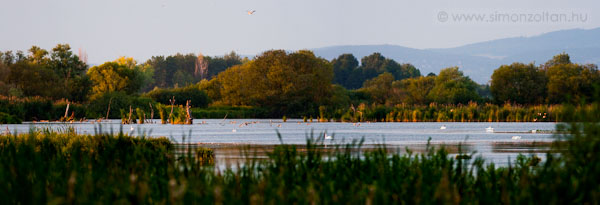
[311,27,600,83]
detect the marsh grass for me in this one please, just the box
[336,102,596,122]
[1,103,600,204]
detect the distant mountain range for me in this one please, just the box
[311,27,600,83]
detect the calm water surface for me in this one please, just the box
[4,119,560,166]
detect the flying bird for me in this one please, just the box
[247,10,256,15]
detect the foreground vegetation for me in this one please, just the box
[1,104,599,203]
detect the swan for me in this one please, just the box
[512,136,521,140]
[485,126,494,133]
[440,125,447,130]
[324,133,332,140]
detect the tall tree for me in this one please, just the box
[340,53,421,90]
[214,50,333,116]
[49,44,87,87]
[545,60,600,104]
[392,76,436,105]
[361,72,394,104]
[491,63,546,104]
[331,54,358,87]
[428,67,480,104]
[87,61,144,99]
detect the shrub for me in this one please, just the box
[145,86,210,108]
[0,112,21,124]
[86,91,156,119]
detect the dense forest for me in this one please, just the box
[0,44,598,123]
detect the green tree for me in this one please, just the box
[328,84,351,111]
[392,76,435,105]
[48,44,87,87]
[204,51,243,79]
[213,50,333,116]
[428,67,480,104]
[145,86,210,108]
[361,72,394,104]
[342,53,421,90]
[360,53,388,81]
[87,61,144,99]
[545,61,599,103]
[491,63,546,104]
[8,62,62,98]
[331,54,358,87]
[385,62,421,81]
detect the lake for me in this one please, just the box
[4,119,560,167]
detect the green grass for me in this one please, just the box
[1,103,600,203]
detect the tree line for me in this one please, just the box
[0,44,598,122]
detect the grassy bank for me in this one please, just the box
[2,102,600,204]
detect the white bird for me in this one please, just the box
[440,125,447,130]
[232,129,237,133]
[486,126,494,133]
[512,136,521,140]
[324,133,332,140]
[130,126,134,131]
[247,10,256,15]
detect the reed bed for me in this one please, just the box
[335,102,595,122]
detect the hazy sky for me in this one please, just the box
[1,0,598,64]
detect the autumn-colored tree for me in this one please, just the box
[87,59,146,99]
[212,50,333,116]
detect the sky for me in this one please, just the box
[1,0,598,64]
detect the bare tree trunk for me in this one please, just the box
[128,106,133,124]
[64,100,70,120]
[186,100,193,124]
[105,97,113,121]
[149,103,154,124]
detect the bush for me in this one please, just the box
[0,112,21,124]
[0,97,85,121]
[86,91,156,119]
[191,106,268,119]
[145,86,210,108]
